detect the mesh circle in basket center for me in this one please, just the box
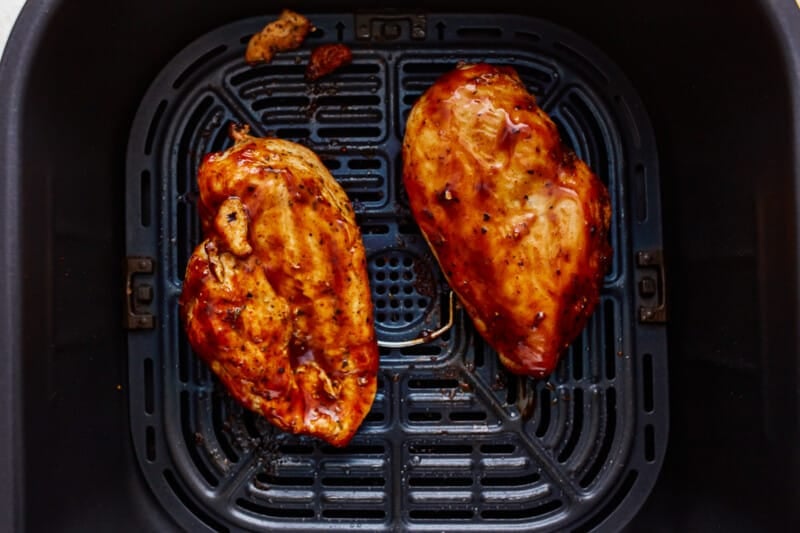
[369,250,433,328]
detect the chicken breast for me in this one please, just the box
[180,125,378,447]
[403,64,611,378]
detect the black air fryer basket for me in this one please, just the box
[2,1,799,532]
[125,13,666,531]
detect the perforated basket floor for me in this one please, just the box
[125,12,668,532]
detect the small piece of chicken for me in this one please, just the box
[403,64,611,378]
[180,124,378,447]
[306,43,353,81]
[245,9,312,65]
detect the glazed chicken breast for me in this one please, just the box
[403,64,611,378]
[180,125,378,447]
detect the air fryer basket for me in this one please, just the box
[125,13,667,531]
[3,0,800,531]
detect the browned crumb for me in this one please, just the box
[305,43,353,81]
[245,9,312,65]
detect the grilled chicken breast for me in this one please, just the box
[403,64,611,378]
[180,125,378,447]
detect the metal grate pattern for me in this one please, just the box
[126,13,668,532]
